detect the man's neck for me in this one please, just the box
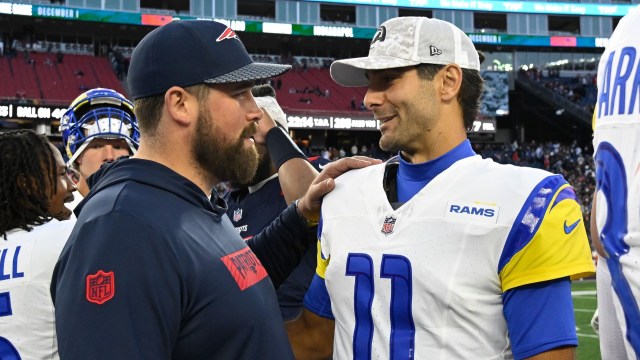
[133,146,216,198]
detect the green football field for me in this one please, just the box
[573,279,600,360]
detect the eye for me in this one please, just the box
[382,72,400,83]
[65,166,79,180]
[235,91,249,100]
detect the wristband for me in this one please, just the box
[266,127,306,169]
[294,198,319,227]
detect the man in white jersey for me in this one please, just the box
[60,88,140,204]
[287,16,595,359]
[591,5,640,359]
[0,130,76,359]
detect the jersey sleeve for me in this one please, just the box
[503,277,577,358]
[498,175,595,291]
[52,212,182,359]
[303,218,334,319]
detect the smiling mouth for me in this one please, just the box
[377,115,396,124]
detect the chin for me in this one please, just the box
[53,208,73,221]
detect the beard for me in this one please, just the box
[193,109,259,184]
[238,144,273,187]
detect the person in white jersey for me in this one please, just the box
[0,130,76,359]
[59,87,140,206]
[591,4,640,359]
[286,16,595,359]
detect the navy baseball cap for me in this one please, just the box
[128,20,291,99]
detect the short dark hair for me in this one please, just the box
[0,130,57,238]
[133,84,212,137]
[251,84,276,98]
[416,63,484,130]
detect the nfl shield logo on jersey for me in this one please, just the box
[381,216,397,235]
[233,208,243,222]
[86,270,115,305]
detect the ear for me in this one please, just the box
[440,64,463,102]
[16,174,35,195]
[164,86,197,128]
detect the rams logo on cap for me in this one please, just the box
[371,25,386,47]
[217,27,239,42]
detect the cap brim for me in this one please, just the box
[330,56,420,87]
[204,62,291,84]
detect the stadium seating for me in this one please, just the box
[274,67,368,115]
[0,52,126,105]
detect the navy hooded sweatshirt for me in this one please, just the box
[51,158,315,359]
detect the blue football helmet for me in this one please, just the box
[60,88,140,165]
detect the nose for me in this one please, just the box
[363,87,383,111]
[65,172,78,192]
[247,96,263,123]
[102,145,117,161]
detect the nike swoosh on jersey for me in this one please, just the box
[564,219,581,234]
[318,163,326,169]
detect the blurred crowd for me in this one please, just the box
[475,140,596,241]
[522,67,598,114]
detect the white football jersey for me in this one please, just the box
[317,156,594,359]
[593,4,640,358]
[0,220,75,360]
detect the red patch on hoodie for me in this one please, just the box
[86,270,115,305]
[221,248,268,290]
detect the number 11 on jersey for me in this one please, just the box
[346,253,415,360]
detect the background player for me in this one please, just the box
[227,84,329,321]
[287,16,595,359]
[60,87,140,200]
[591,4,640,359]
[0,130,76,359]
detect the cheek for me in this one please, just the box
[48,181,66,212]
[115,148,131,157]
[78,152,102,175]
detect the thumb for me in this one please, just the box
[314,178,335,202]
[323,178,335,193]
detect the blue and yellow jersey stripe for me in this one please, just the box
[499,175,595,292]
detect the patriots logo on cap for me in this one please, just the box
[381,216,397,235]
[217,27,239,42]
[430,45,443,56]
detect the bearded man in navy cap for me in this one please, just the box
[51,20,378,360]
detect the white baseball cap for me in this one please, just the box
[331,16,480,87]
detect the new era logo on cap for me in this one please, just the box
[330,16,480,87]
